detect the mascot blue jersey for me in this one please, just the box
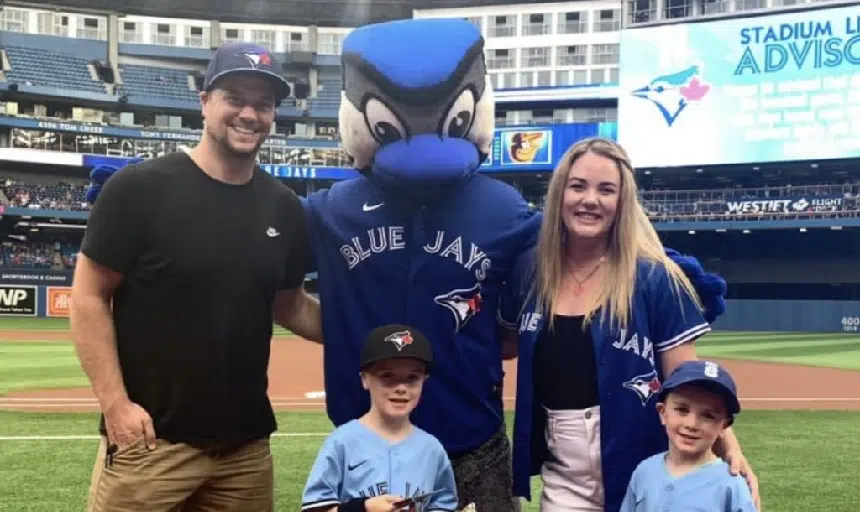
[304,176,539,454]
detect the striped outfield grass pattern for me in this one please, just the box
[0,342,88,395]
[0,317,72,331]
[697,331,860,371]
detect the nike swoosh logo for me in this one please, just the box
[363,202,383,212]
[347,460,368,471]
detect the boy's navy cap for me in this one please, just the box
[360,324,434,371]
[203,42,290,102]
[659,360,741,417]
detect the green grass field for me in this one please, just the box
[1,317,859,511]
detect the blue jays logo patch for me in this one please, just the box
[385,330,414,351]
[239,52,271,69]
[631,64,710,127]
[623,370,662,406]
[434,283,483,332]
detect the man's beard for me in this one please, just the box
[208,125,265,160]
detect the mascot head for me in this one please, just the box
[338,18,495,190]
[85,159,143,204]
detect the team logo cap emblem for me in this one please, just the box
[385,330,414,351]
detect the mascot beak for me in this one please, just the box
[372,134,479,187]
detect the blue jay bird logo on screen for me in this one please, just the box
[631,64,710,127]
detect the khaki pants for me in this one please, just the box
[540,406,603,511]
[86,436,274,512]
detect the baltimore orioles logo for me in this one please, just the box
[434,283,483,332]
[385,330,414,351]
[508,132,544,163]
[623,370,662,406]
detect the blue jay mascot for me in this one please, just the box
[86,18,726,511]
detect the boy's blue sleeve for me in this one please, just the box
[301,435,343,511]
[617,464,641,512]
[647,262,712,354]
[427,447,459,511]
[727,475,758,512]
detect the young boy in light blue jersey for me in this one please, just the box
[620,360,757,512]
[301,324,459,512]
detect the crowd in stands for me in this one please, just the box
[0,177,859,271]
[1,177,90,212]
[0,240,77,269]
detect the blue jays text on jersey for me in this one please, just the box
[340,227,493,283]
[303,174,540,454]
[501,249,711,512]
[619,452,757,512]
[301,420,459,512]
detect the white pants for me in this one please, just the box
[540,406,604,512]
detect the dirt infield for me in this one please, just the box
[3,331,860,413]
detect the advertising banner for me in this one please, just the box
[0,269,74,287]
[723,195,844,214]
[46,286,72,318]
[618,4,860,168]
[83,122,620,176]
[0,285,37,316]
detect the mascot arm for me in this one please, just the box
[664,248,727,324]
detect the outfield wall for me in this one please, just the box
[709,299,860,334]
[2,283,860,334]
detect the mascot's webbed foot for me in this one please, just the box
[664,248,727,324]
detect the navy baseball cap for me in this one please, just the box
[658,360,741,422]
[203,42,290,102]
[360,324,434,372]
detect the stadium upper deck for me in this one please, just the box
[0,0,857,212]
[1,0,836,126]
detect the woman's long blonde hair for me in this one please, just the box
[530,137,703,332]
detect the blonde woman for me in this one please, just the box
[500,138,759,512]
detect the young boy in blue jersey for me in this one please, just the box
[620,360,757,512]
[301,324,459,512]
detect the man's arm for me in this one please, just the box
[69,254,127,412]
[273,287,322,343]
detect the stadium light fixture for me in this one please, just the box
[742,229,751,234]
[799,228,807,232]
[688,230,695,234]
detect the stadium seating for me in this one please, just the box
[2,45,107,94]
[1,178,90,212]
[0,240,75,269]
[117,64,199,101]
[308,78,342,118]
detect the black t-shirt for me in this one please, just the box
[533,314,600,410]
[81,152,309,448]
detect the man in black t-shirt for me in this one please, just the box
[71,42,321,512]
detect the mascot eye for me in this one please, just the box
[363,97,406,145]
[440,89,476,139]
